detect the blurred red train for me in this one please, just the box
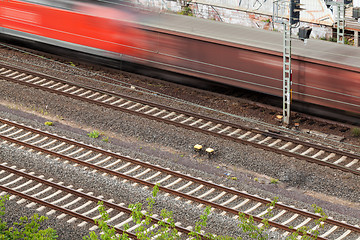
[1,0,360,122]
[0,0,147,58]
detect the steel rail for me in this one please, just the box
[0,163,194,237]
[1,122,359,236]
[0,118,352,229]
[0,185,137,239]
[1,63,359,176]
[0,134,312,238]
[1,62,359,159]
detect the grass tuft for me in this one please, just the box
[87,131,100,139]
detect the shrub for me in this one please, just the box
[0,195,58,239]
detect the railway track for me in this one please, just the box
[1,63,359,176]
[0,162,196,239]
[0,118,359,239]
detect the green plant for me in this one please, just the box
[238,197,278,240]
[102,136,109,142]
[85,186,328,240]
[44,121,53,126]
[286,204,328,239]
[0,195,58,239]
[351,127,360,137]
[270,178,279,184]
[179,6,193,16]
[84,184,180,240]
[83,201,129,240]
[188,206,211,239]
[254,178,259,182]
[344,37,353,45]
[239,213,266,239]
[321,36,339,43]
[87,131,100,139]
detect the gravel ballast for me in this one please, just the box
[0,43,359,239]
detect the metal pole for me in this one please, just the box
[336,1,345,44]
[273,0,294,125]
[283,14,292,125]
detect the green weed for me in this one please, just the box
[270,178,279,184]
[87,131,100,139]
[44,121,53,126]
[351,128,360,137]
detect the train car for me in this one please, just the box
[0,0,147,60]
[135,13,360,119]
